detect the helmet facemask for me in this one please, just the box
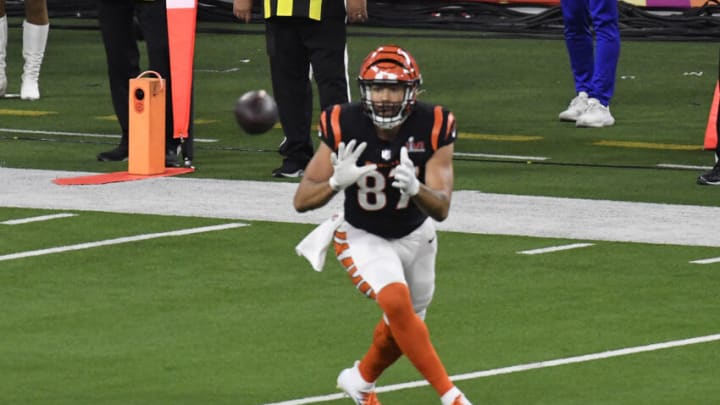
[357,46,422,130]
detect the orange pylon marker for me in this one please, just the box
[704,82,719,151]
[166,0,197,140]
[128,71,166,175]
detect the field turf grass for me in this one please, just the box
[1,18,719,404]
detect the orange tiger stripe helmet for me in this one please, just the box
[357,45,422,130]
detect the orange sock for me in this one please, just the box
[375,283,454,396]
[359,319,403,382]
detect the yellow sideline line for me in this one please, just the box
[594,140,702,151]
[0,109,56,116]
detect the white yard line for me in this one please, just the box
[657,163,712,171]
[0,223,247,262]
[518,242,595,255]
[690,256,720,264]
[263,333,720,405]
[0,127,217,142]
[1,212,77,225]
[453,152,549,161]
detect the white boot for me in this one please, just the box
[0,16,7,96]
[20,20,48,100]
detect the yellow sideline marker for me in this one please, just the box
[0,109,56,116]
[594,140,702,151]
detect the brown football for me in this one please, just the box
[234,90,279,135]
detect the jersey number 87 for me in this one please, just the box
[356,169,411,211]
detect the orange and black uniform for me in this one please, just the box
[265,0,350,175]
[318,101,457,238]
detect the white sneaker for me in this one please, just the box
[441,386,472,405]
[575,98,615,127]
[337,361,381,405]
[558,91,589,121]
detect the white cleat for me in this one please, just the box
[336,361,381,405]
[441,386,473,405]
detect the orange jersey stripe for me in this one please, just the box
[319,110,328,140]
[330,105,343,149]
[431,106,443,151]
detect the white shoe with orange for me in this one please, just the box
[337,361,381,405]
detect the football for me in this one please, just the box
[234,90,279,135]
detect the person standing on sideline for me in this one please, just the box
[233,0,367,178]
[558,0,620,128]
[293,45,472,405]
[96,0,193,168]
[0,0,49,100]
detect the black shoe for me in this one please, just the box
[165,148,181,168]
[272,160,306,178]
[697,164,720,185]
[272,167,304,178]
[97,147,128,162]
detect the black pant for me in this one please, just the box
[265,17,349,165]
[97,0,193,157]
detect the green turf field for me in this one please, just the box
[1,18,719,404]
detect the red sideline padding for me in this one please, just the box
[703,81,719,151]
[167,0,197,139]
[53,167,195,186]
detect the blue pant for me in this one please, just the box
[561,0,620,107]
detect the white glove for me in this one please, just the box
[328,139,377,191]
[392,146,420,196]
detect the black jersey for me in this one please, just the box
[318,101,457,238]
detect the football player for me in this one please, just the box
[294,45,472,405]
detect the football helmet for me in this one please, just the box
[357,45,422,130]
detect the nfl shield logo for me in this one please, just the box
[381,149,392,161]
